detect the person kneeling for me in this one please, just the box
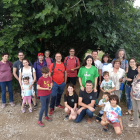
[64,83,78,121]
[75,80,97,124]
[101,95,123,135]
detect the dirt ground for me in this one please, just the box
[0,82,140,140]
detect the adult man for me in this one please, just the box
[92,50,102,98]
[64,48,80,87]
[75,80,97,123]
[49,53,67,115]
[44,50,54,68]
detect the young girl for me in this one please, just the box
[101,95,123,135]
[64,83,78,121]
[21,77,35,113]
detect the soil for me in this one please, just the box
[0,83,140,140]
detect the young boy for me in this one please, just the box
[100,71,116,95]
[96,92,110,122]
[37,67,52,127]
[101,95,123,135]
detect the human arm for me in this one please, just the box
[98,69,102,85]
[118,116,123,131]
[37,84,50,90]
[94,77,97,92]
[102,111,108,122]
[64,71,67,84]
[64,102,72,110]
[107,87,116,94]
[100,87,106,93]
[130,88,133,98]
[13,67,19,81]
[19,71,23,90]
[78,77,84,91]
[125,77,132,81]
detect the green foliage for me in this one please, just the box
[0,0,140,63]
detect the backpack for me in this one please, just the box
[66,56,77,66]
[21,66,33,79]
[113,58,127,64]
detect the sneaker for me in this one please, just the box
[56,104,64,109]
[1,103,6,108]
[29,108,32,113]
[45,116,52,122]
[88,117,93,124]
[34,104,37,110]
[21,108,25,113]
[64,115,69,121]
[38,121,44,127]
[10,102,15,107]
[103,126,108,132]
[49,108,54,116]
[128,123,138,127]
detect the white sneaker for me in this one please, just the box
[128,123,138,127]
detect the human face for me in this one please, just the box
[55,53,62,62]
[23,60,29,67]
[2,55,9,62]
[129,59,136,68]
[114,62,120,69]
[110,99,117,107]
[103,56,108,63]
[23,80,29,85]
[118,51,124,59]
[18,53,24,60]
[67,86,74,94]
[42,73,49,78]
[85,83,93,92]
[45,51,50,58]
[103,75,109,81]
[69,49,75,56]
[92,52,98,60]
[86,58,92,66]
[38,55,43,61]
[103,94,109,102]
[137,66,140,74]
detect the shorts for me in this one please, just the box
[67,77,77,85]
[107,119,121,128]
[22,96,31,104]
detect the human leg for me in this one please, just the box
[39,96,46,121]
[45,94,50,117]
[113,122,122,135]
[96,113,103,122]
[7,80,14,103]
[75,109,86,123]
[0,81,7,104]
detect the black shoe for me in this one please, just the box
[34,104,37,110]
[64,115,69,121]
[103,126,108,132]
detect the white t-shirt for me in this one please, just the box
[98,99,110,114]
[100,80,115,92]
[101,63,112,76]
[94,60,102,70]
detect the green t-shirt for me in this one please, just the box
[78,65,99,88]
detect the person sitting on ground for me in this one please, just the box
[96,92,110,122]
[100,71,116,95]
[101,95,123,135]
[64,83,78,121]
[75,80,97,124]
[37,67,52,127]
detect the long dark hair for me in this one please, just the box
[101,54,110,63]
[82,55,95,66]
[65,83,77,97]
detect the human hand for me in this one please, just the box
[94,88,97,92]
[77,108,83,115]
[101,104,105,107]
[81,86,84,91]
[22,96,24,99]
[29,84,32,90]
[99,81,101,85]
[119,78,123,82]
[21,86,24,90]
[88,106,95,112]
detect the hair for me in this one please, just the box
[18,51,24,55]
[55,52,61,57]
[85,80,93,85]
[109,95,119,105]
[41,66,49,74]
[22,58,29,63]
[45,50,50,55]
[103,92,110,98]
[65,83,77,97]
[69,48,75,52]
[83,55,95,66]
[92,50,98,54]
[101,54,110,63]
[103,71,109,76]
[113,59,121,66]
[2,52,9,57]
[137,63,140,68]
[23,77,29,81]
[115,49,127,59]
[129,57,136,62]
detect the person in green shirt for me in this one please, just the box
[78,55,99,92]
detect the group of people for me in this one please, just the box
[0,48,140,135]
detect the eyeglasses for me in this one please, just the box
[18,55,24,56]
[70,51,75,52]
[130,61,135,63]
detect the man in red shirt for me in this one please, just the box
[64,48,80,87]
[49,53,67,115]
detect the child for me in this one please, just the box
[96,92,110,122]
[21,77,35,113]
[101,95,123,135]
[100,71,116,95]
[64,83,78,121]
[37,67,52,127]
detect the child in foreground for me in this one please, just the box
[101,95,123,135]
[100,71,116,95]
[21,77,35,113]
[64,83,78,121]
[37,67,52,127]
[96,92,110,122]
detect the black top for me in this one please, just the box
[79,89,97,105]
[64,93,78,108]
[127,67,138,87]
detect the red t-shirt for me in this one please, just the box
[49,62,65,85]
[64,56,80,77]
[37,76,52,96]
[39,62,43,67]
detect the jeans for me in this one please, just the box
[125,85,132,110]
[50,81,65,110]
[0,80,13,103]
[75,108,94,123]
[39,94,50,121]
[36,82,38,97]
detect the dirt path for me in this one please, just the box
[0,83,140,140]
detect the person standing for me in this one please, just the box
[0,52,15,108]
[64,48,80,87]
[49,53,67,115]
[44,50,54,68]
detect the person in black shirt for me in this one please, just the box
[64,84,78,121]
[75,80,97,123]
[125,57,138,115]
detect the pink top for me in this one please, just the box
[0,61,13,82]
[45,58,52,68]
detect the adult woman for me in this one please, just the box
[0,52,15,108]
[109,59,125,100]
[19,58,37,109]
[78,55,99,92]
[128,63,140,128]
[44,50,53,68]
[125,58,138,115]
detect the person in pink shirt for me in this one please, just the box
[44,50,54,68]
[64,48,80,87]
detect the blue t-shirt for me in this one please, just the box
[22,84,32,97]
